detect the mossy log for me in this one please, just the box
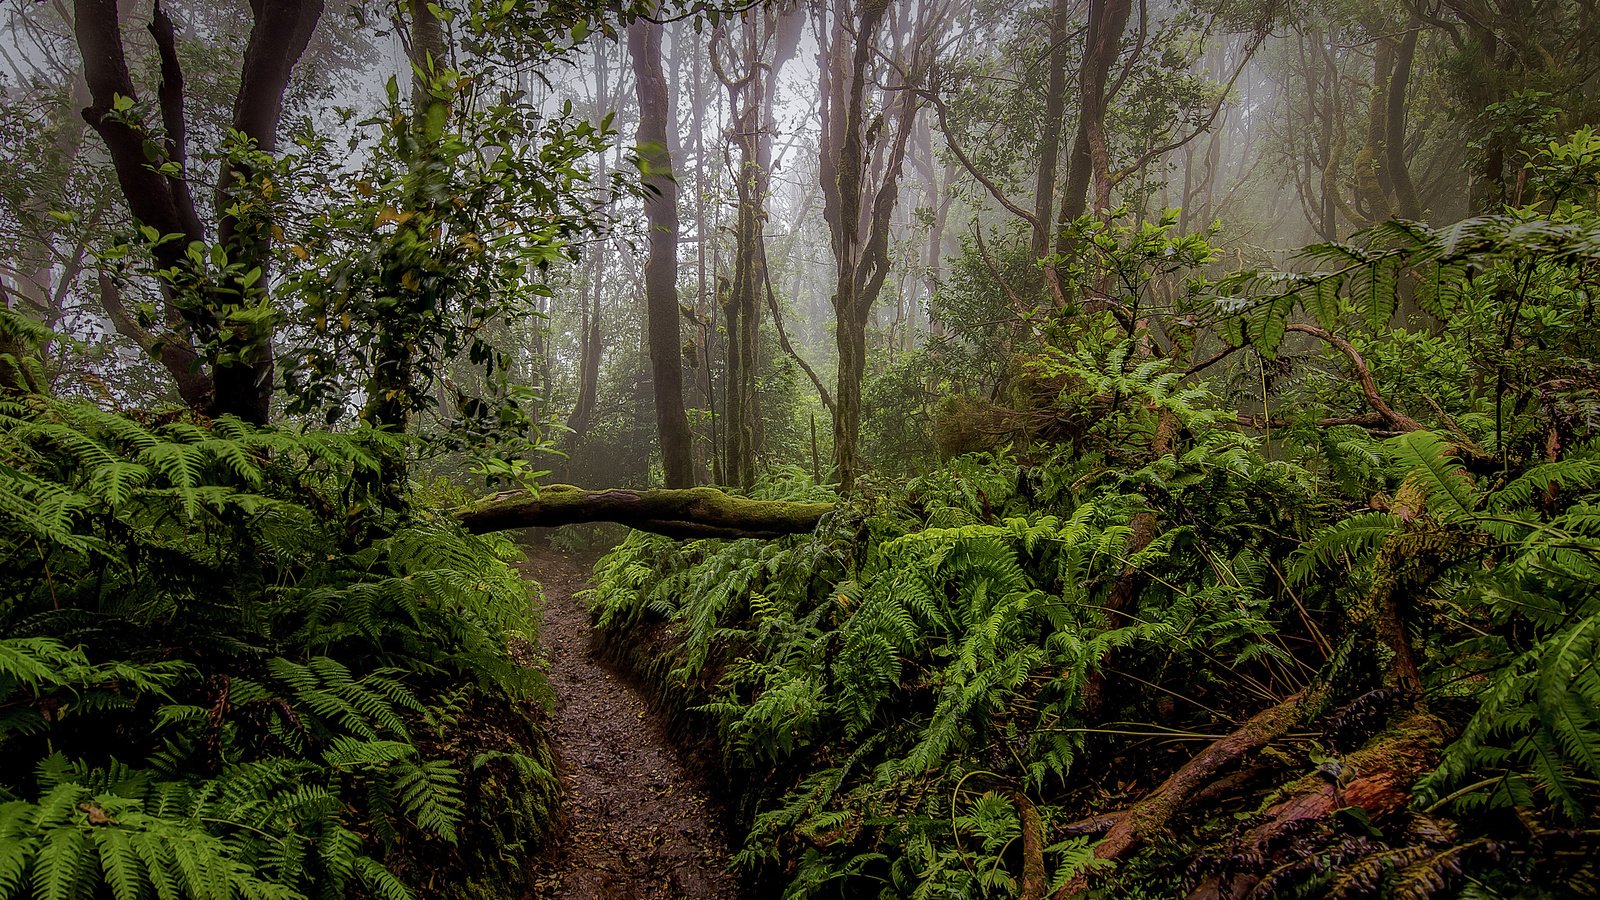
[454,485,834,540]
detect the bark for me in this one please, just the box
[689,24,716,483]
[1011,791,1047,900]
[455,485,832,540]
[97,270,211,404]
[1385,22,1424,220]
[630,19,695,488]
[1055,0,1133,254]
[208,0,321,423]
[1056,688,1324,898]
[1285,323,1423,433]
[566,251,605,447]
[818,0,938,488]
[1353,39,1395,223]
[710,18,767,490]
[566,45,614,450]
[75,0,323,423]
[1033,0,1070,259]
[1185,713,1448,900]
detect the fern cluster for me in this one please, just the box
[589,423,1327,895]
[590,202,1600,896]
[0,396,556,899]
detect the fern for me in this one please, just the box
[0,397,556,898]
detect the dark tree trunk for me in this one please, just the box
[1056,0,1133,248]
[75,0,323,423]
[1033,0,1070,259]
[1385,22,1423,220]
[629,20,694,489]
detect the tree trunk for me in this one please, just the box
[566,45,613,450]
[1353,38,1395,223]
[712,19,766,491]
[75,0,323,423]
[1056,0,1133,248]
[1033,0,1070,259]
[817,0,931,488]
[455,484,832,540]
[630,19,695,489]
[1385,21,1423,220]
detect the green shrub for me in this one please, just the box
[0,396,556,899]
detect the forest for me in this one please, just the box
[1,0,1599,896]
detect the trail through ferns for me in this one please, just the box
[519,547,742,899]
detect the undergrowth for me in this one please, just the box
[588,198,1600,898]
[0,391,557,899]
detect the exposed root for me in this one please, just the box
[1184,711,1449,899]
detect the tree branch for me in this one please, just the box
[1285,322,1423,432]
[759,235,836,414]
[97,270,212,407]
[147,1,204,241]
[74,0,201,272]
[1057,688,1322,898]
[921,81,1040,231]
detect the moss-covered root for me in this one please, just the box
[1011,791,1048,900]
[1185,711,1449,900]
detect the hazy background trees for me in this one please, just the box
[3,0,1593,488]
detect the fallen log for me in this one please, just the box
[454,485,835,540]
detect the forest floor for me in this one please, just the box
[517,547,744,900]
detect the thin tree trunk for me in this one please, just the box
[1386,21,1423,220]
[566,44,613,450]
[1056,0,1133,249]
[1033,0,1070,259]
[630,19,694,488]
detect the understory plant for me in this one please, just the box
[587,181,1600,898]
[0,371,557,900]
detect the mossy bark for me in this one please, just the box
[454,485,833,540]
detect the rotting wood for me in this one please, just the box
[455,485,833,540]
[1056,687,1323,899]
[1010,790,1048,900]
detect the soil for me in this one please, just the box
[518,547,744,900]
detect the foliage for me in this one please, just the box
[0,395,557,899]
[280,62,613,434]
[589,366,1329,894]
[589,189,1600,896]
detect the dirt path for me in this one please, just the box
[519,547,743,900]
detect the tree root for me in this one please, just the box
[1184,711,1448,900]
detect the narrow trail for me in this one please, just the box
[518,547,744,900]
